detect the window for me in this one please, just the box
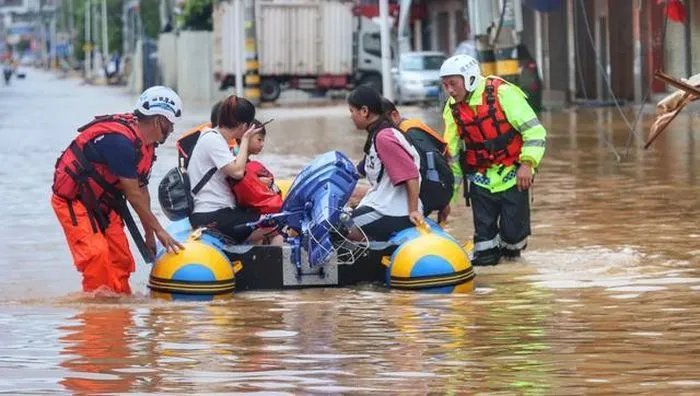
[362,32,395,59]
[401,55,446,71]
[363,32,381,58]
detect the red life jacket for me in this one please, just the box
[228,160,283,214]
[451,77,522,173]
[52,113,155,207]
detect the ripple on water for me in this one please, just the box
[255,330,299,338]
[3,72,700,394]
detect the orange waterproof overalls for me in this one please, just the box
[51,114,155,294]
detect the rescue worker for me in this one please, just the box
[440,55,546,266]
[51,86,185,294]
[346,86,423,242]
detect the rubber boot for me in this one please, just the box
[502,243,527,261]
[471,247,502,266]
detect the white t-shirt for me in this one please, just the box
[188,129,237,213]
[360,128,423,216]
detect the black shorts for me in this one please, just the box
[190,207,260,243]
[351,205,414,242]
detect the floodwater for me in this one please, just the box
[1,70,699,394]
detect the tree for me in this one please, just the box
[66,0,161,61]
[141,0,162,38]
[179,0,213,31]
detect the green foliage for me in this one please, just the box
[179,0,213,31]
[67,0,121,61]
[70,0,87,61]
[15,40,30,54]
[64,0,163,61]
[141,0,162,38]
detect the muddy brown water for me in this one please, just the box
[0,71,698,394]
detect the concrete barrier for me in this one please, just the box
[176,31,216,103]
[158,33,178,90]
[127,40,144,94]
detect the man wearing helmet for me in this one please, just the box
[51,86,185,294]
[440,55,546,266]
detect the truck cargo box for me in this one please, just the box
[256,0,354,76]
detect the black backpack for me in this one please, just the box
[158,129,217,221]
[374,126,454,215]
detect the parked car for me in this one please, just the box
[18,53,35,66]
[392,51,447,105]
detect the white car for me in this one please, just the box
[392,51,447,105]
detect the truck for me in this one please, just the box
[213,0,389,102]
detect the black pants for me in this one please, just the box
[351,206,414,242]
[470,183,530,265]
[190,207,260,243]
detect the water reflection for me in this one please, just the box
[59,308,140,394]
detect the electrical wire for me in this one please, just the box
[623,2,670,158]
[576,0,621,160]
[492,0,508,45]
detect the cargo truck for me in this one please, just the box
[213,0,390,102]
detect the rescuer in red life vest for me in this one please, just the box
[51,86,185,294]
[440,55,547,266]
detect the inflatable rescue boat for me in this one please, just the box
[151,151,474,300]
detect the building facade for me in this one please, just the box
[417,0,693,106]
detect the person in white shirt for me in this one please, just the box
[346,86,424,241]
[188,94,274,244]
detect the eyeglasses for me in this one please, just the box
[157,118,174,139]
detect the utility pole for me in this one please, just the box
[234,0,243,97]
[101,0,108,60]
[379,0,393,100]
[121,1,129,57]
[68,0,75,63]
[50,8,57,67]
[84,0,91,78]
[397,0,412,54]
[92,0,98,68]
[39,0,48,69]
[243,0,260,104]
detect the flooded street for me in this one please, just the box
[1,70,700,394]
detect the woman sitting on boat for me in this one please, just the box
[346,86,424,241]
[187,94,280,245]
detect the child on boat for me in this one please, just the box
[229,120,284,215]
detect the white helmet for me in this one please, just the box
[136,85,183,123]
[439,55,481,93]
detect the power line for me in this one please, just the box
[575,0,621,161]
[623,3,670,158]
